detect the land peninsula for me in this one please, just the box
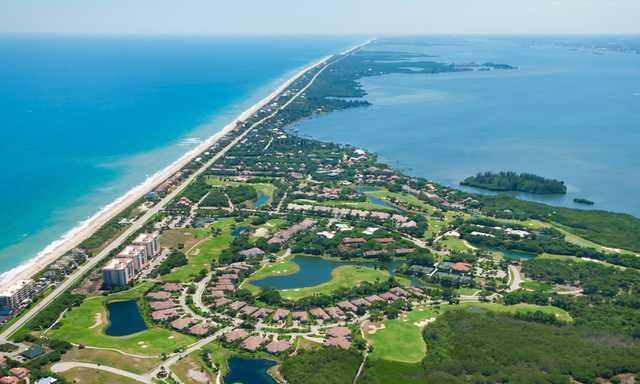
[0,39,639,384]
[461,171,567,194]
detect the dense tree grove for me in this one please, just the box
[461,171,567,194]
[422,310,640,384]
[281,348,361,384]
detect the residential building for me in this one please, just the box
[102,258,134,288]
[0,280,35,310]
[116,245,146,273]
[133,232,160,259]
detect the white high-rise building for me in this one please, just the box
[116,245,146,273]
[133,233,160,260]
[102,258,134,288]
[0,279,35,310]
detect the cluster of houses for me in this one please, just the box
[0,367,30,384]
[223,329,292,354]
[286,204,416,228]
[267,219,317,245]
[147,283,216,337]
[101,233,160,289]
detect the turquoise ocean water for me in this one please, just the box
[0,36,359,275]
[294,36,640,217]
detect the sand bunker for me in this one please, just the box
[366,323,386,334]
[89,313,103,329]
[253,227,269,238]
[414,317,437,328]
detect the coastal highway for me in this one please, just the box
[0,40,369,342]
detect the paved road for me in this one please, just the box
[51,361,150,383]
[507,264,522,292]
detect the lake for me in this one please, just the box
[294,36,640,218]
[252,255,356,289]
[252,255,416,289]
[225,357,277,384]
[104,300,147,336]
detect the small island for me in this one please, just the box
[574,197,595,205]
[461,171,567,194]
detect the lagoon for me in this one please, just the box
[104,300,147,336]
[294,36,640,218]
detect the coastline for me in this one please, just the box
[0,54,332,290]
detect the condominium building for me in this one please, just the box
[133,233,160,260]
[0,279,35,310]
[116,245,146,273]
[102,258,134,288]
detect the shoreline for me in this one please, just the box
[0,54,332,290]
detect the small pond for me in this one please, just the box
[225,357,277,384]
[488,247,537,260]
[105,300,147,336]
[254,193,270,208]
[356,186,396,209]
[232,226,248,236]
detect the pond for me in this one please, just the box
[252,255,356,289]
[253,193,270,208]
[251,255,419,289]
[225,357,277,384]
[104,300,147,336]
[489,247,537,260]
[232,226,248,236]
[356,187,396,209]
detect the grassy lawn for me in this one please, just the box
[201,342,243,377]
[365,307,433,363]
[280,265,392,301]
[50,285,195,356]
[161,218,235,282]
[439,237,470,252]
[58,368,142,384]
[368,189,436,214]
[456,287,480,296]
[60,347,160,374]
[521,280,553,292]
[159,228,209,251]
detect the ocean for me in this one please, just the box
[0,35,359,275]
[294,36,640,217]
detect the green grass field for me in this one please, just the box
[50,285,194,356]
[439,237,470,252]
[367,189,436,214]
[60,348,160,374]
[280,265,392,300]
[161,218,235,282]
[365,307,435,363]
[59,367,142,384]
